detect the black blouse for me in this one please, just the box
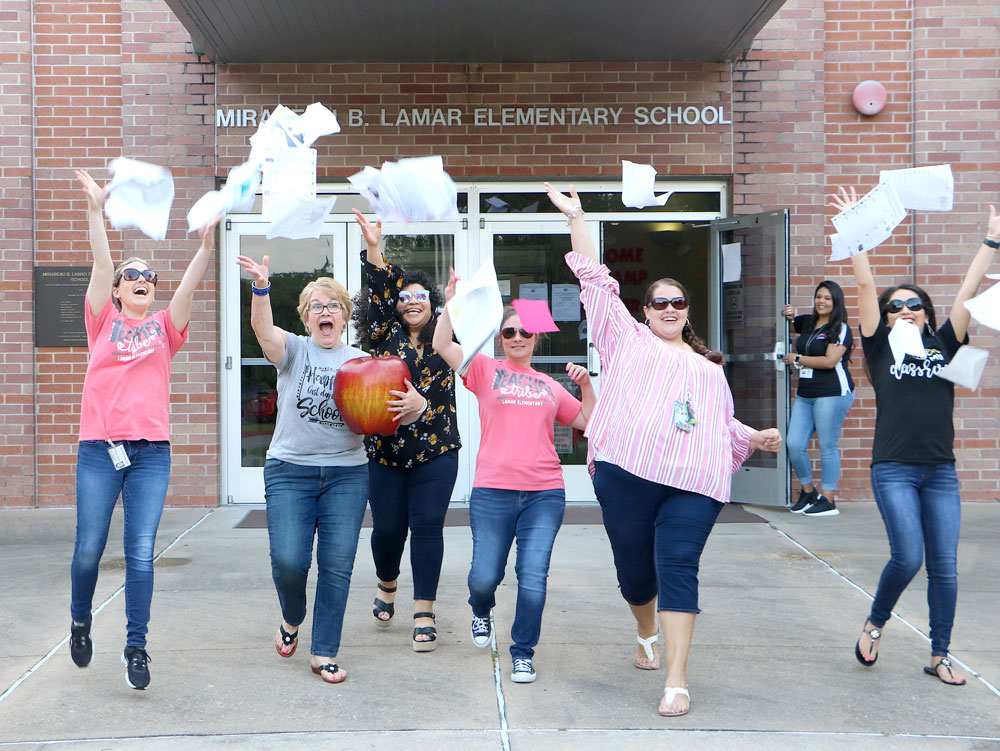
[360,252,461,468]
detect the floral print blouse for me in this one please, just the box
[360,252,461,468]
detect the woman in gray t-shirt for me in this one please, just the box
[236,255,425,684]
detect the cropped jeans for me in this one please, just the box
[868,461,961,657]
[467,487,565,660]
[785,391,854,492]
[264,458,368,658]
[71,439,171,648]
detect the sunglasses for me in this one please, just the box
[648,296,688,311]
[119,268,157,285]
[501,327,534,340]
[398,290,430,304]
[308,301,343,315]
[886,297,924,314]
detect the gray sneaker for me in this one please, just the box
[790,488,818,513]
[803,495,839,517]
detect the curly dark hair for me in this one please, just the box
[643,277,723,364]
[353,267,445,350]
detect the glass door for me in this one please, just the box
[482,220,600,501]
[223,222,348,503]
[712,210,790,507]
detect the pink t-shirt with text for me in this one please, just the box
[78,300,188,442]
[462,354,582,490]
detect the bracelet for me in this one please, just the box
[251,281,271,296]
[984,237,1000,250]
[418,397,429,415]
[565,206,584,225]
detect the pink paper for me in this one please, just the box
[511,298,559,333]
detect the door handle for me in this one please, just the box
[761,341,786,371]
[587,342,599,377]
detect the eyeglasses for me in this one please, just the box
[886,297,924,314]
[648,296,688,311]
[308,301,343,315]
[398,290,430,304]
[501,327,534,340]
[119,268,157,285]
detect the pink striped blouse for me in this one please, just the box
[567,252,755,503]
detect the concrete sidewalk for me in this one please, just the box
[1,502,998,750]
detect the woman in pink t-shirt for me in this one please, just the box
[433,272,595,685]
[69,170,219,691]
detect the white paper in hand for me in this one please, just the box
[936,346,988,390]
[829,233,865,262]
[186,160,262,232]
[888,318,926,369]
[621,160,673,209]
[265,195,337,240]
[831,182,907,253]
[963,280,1000,332]
[186,190,228,234]
[104,158,175,241]
[447,261,504,375]
[879,164,953,212]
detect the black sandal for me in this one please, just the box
[373,582,397,628]
[311,662,346,683]
[923,658,967,685]
[276,624,298,658]
[412,611,437,653]
[854,625,880,666]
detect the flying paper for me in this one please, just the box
[828,233,863,262]
[447,261,504,374]
[186,160,262,232]
[936,346,988,390]
[879,164,953,212]
[104,158,175,241]
[621,160,674,209]
[887,318,926,369]
[831,182,907,253]
[511,299,559,334]
[349,156,459,223]
[265,195,337,240]
[963,280,1000,332]
[261,148,317,220]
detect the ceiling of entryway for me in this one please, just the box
[164,0,787,63]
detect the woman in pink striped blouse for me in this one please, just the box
[546,183,782,717]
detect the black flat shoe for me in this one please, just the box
[855,626,880,666]
[373,582,397,628]
[923,658,967,685]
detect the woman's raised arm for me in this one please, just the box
[948,204,999,340]
[831,186,881,337]
[76,170,114,315]
[432,267,465,373]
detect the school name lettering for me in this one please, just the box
[216,105,731,130]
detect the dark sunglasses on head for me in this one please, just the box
[398,290,430,304]
[501,327,534,340]
[119,268,157,285]
[648,296,688,311]
[886,297,923,314]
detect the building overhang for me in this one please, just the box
[164,0,786,64]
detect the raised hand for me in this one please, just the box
[829,186,859,213]
[444,267,460,302]
[236,254,270,287]
[987,204,1000,240]
[544,181,583,217]
[197,216,221,252]
[565,362,591,386]
[353,209,382,249]
[75,170,107,212]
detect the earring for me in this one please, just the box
[684,319,691,328]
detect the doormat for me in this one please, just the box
[233,502,763,529]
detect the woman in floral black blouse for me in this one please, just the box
[352,210,461,652]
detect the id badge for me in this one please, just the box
[672,399,694,432]
[107,442,130,471]
[799,368,814,379]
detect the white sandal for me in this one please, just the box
[635,632,659,670]
[659,686,690,717]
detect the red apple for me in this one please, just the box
[334,355,410,435]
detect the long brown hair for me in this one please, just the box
[643,277,723,365]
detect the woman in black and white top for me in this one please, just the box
[781,280,854,516]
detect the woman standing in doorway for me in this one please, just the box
[834,186,998,686]
[236,253,425,684]
[545,182,782,716]
[69,170,218,691]
[781,280,855,517]
[433,280,595,684]
[353,210,461,652]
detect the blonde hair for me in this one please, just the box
[112,257,150,311]
[297,277,352,331]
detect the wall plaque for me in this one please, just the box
[34,266,90,347]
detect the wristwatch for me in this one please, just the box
[984,237,1000,249]
[794,355,801,364]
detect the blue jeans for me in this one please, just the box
[467,487,565,660]
[786,391,854,491]
[868,462,960,656]
[368,451,459,601]
[593,461,722,613]
[71,440,171,648]
[264,459,368,658]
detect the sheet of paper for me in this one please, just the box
[186,159,263,232]
[518,283,547,301]
[879,164,953,212]
[261,148,317,220]
[831,182,907,253]
[104,158,175,241]
[265,195,337,240]
[498,279,511,296]
[512,299,559,334]
[551,284,581,322]
[828,233,865,262]
[987,274,1000,281]
[935,346,988,390]
[447,261,504,374]
[963,280,1000,332]
[887,318,926,369]
[621,160,673,209]
[721,242,742,283]
[348,156,459,223]
[186,190,228,233]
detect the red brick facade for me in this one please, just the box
[3,0,998,506]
